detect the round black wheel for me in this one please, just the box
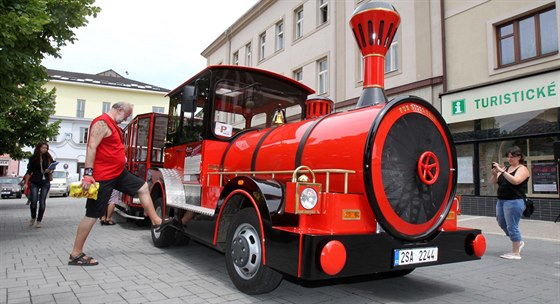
[225,208,282,294]
[150,197,175,248]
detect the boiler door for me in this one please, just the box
[365,97,456,241]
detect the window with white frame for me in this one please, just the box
[233,51,239,65]
[319,0,328,25]
[276,21,284,51]
[76,99,85,118]
[152,106,165,113]
[317,58,328,94]
[295,7,304,39]
[79,127,89,144]
[496,5,557,68]
[246,43,252,66]
[102,102,110,113]
[385,34,398,73]
[294,68,303,82]
[259,32,266,61]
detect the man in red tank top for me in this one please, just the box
[68,102,172,266]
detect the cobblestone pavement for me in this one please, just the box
[1,197,559,304]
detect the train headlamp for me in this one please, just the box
[300,188,318,210]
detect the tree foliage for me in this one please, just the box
[0,0,100,159]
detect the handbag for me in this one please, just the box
[523,197,535,217]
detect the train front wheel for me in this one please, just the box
[225,208,282,294]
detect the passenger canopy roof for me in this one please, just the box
[167,65,315,98]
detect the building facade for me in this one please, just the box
[201,0,559,220]
[441,0,559,221]
[201,0,445,112]
[16,69,169,179]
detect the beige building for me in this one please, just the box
[202,0,559,220]
[16,69,169,178]
[202,0,444,112]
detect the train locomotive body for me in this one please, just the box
[120,1,486,295]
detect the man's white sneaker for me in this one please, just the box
[500,253,522,260]
[35,222,42,228]
[519,241,525,254]
[29,219,35,227]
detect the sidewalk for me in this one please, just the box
[458,214,560,242]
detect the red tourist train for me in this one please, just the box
[118,1,486,294]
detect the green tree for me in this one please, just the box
[0,0,100,159]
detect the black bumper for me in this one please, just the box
[265,229,483,280]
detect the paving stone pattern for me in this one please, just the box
[1,197,559,303]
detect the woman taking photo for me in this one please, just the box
[491,146,530,260]
[22,142,55,228]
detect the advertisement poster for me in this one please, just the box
[531,161,558,194]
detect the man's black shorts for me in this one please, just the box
[85,169,145,218]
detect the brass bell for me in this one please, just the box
[272,105,286,125]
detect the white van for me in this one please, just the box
[49,171,69,197]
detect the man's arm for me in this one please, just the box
[84,120,110,169]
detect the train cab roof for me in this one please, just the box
[167,65,315,99]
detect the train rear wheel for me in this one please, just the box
[225,208,282,294]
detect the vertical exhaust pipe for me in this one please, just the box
[349,1,400,107]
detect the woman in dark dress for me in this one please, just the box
[22,142,54,228]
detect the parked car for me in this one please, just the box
[49,171,69,197]
[0,176,22,199]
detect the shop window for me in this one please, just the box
[456,144,475,195]
[478,108,559,140]
[496,6,558,68]
[479,140,528,196]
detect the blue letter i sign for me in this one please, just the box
[452,99,465,115]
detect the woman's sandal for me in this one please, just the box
[68,253,99,266]
[100,220,116,226]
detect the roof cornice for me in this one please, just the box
[47,69,170,93]
[201,0,276,57]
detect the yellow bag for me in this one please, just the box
[69,182,100,200]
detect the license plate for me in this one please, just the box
[393,247,438,266]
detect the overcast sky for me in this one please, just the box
[42,0,259,90]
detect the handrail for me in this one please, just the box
[206,168,355,194]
